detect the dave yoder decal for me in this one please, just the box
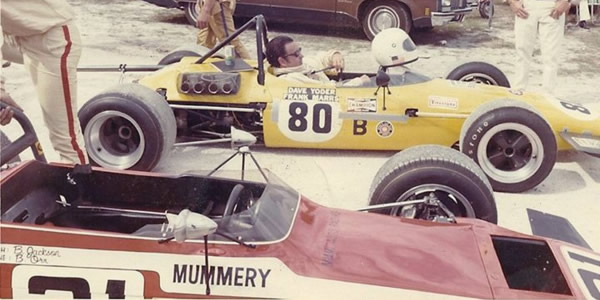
[173,264,271,288]
[283,87,338,102]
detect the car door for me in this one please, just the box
[235,0,275,20]
[268,0,338,25]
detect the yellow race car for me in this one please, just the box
[79,16,600,193]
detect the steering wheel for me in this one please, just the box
[223,184,245,217]
[222,184,262,229]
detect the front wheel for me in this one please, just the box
[446,61,510,87]
[79,84,176,171]
[369,145,497,223]
[362,0,412,40]
[460,100,557,192]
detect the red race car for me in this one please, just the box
[1,104,598,299]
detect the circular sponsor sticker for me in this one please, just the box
[376,121,394,138]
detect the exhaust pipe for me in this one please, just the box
[180,80,191,93]
[193,82,205,94]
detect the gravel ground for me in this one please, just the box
[2,0,599,250]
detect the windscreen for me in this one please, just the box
[213,173,300,243]
[492,236,572,295]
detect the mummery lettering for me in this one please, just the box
[173,264,271,288]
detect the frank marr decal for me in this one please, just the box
[284,87,338,102]
[172,264,271,288]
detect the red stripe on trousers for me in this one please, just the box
[60,25,86,164]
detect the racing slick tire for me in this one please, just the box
[158,50,200,65]
[0,130,20,165]
[362,0,412,40]
[158,44,223,65]
[460,99,557,193]
[446,62,510,87]
[369,145,497,224]
[79,84,176,171]
[184,2,199,26]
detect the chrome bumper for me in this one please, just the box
[431,7,473,26]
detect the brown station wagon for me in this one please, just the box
[143,0,472,39]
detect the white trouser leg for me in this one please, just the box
[579,0,591,21]
[537,12,564,94]
[19,22,88,164]
[513,13,540,90]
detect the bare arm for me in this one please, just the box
[509,0,529,19]
[0,29,24,126]
[550,0,571,19]
[197,0,217,29]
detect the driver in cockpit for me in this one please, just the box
[266,29,418,87]
[265,35,370,87]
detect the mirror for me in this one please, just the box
[375,69,390,88]
[230,127,257,149]
[164,209,218,242]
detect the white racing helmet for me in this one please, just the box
[371,28,418,68]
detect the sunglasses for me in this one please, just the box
[283,48,302,58]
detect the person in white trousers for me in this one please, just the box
[1,0,88,165]
[510,0,574,94]
[578,0,592,28]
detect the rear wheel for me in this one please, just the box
[369,145,497,223]
[362,1,412,40]
[158,44,223,65]
[479,1,494,19]
[158,50,201,65]
[460,100,557,192]
[184,2,199,26]
[446,61,510,87]
[79,84,176,171]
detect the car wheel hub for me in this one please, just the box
[369,7,399,33]
[478,123,544,184]
[390,184,475,220]
[85,110,145,169]
[458,72,498,85]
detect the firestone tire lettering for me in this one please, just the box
[459,100,557,193]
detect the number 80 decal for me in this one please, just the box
[277,101,342,142]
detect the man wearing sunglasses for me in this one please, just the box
[266,35,370,87]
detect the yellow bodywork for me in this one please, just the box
[139,57,600,152]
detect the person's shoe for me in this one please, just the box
[578,21,591,29]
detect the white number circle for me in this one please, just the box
[277,101,342,143]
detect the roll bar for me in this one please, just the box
[195,15,268,85]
